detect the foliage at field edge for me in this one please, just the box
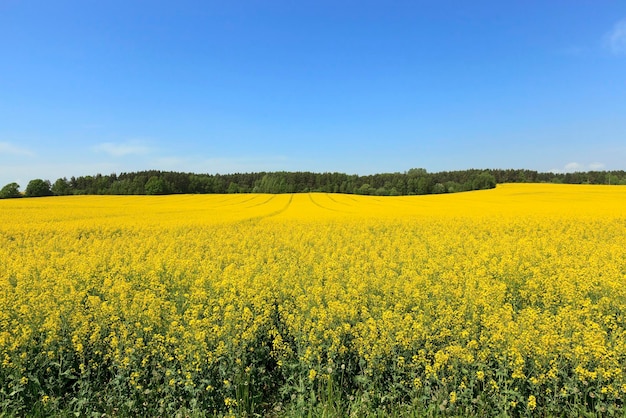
[1,184,626,417]
[0,165,623,200]
[5,168,500,198]
[5,168,626,199]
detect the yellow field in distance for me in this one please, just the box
[1,183,624,227]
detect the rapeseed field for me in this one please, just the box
[1,184,626,416]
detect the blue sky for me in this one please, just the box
[1,1,626,188]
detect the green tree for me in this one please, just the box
[416,176,432,194]
[357,183,373,195]
[608,174,621,185]
[472,172,497,190]
[25,179,52,197]
[0,182,21,198]
[407,168,428,176]
[145,176,168,195]
[445,181,460,193]
[227,182,240,193]
[375,187,388,196]
[432,183,446,194]
[52,178,71,195]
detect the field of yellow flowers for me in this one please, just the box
[1,184,626,416]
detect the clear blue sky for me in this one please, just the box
[2,1,626,187]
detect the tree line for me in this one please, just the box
[1,168,626,198]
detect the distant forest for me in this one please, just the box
[2,168,626,198]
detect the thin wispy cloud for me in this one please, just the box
[148,155,290,174]
[203,156,289,173]
[0,141,34,157]
[605,18,626,55]
[127,155,292,174]
[589,162,606,170]
[93,140,152,157]
[564,162,583,172]
[551,162,606,173]
[154,157,186,167]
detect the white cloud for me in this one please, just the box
[93,140,152,157]
[202,156,289,173]
[0,150,292,188]
[605,19,626,55]
[0,141,34,157]
[153,157,186,168]
[551,162,606,173]
[0,160,121,189]
[588,162,606,170]
[144,155,290,174]
[564,162,583,172]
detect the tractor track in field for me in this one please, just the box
[308,194,350,213]
[244,194,294,223]
[244,195,276,208]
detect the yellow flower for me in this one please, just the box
[2,184,626,414]
[224,397,237,407]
